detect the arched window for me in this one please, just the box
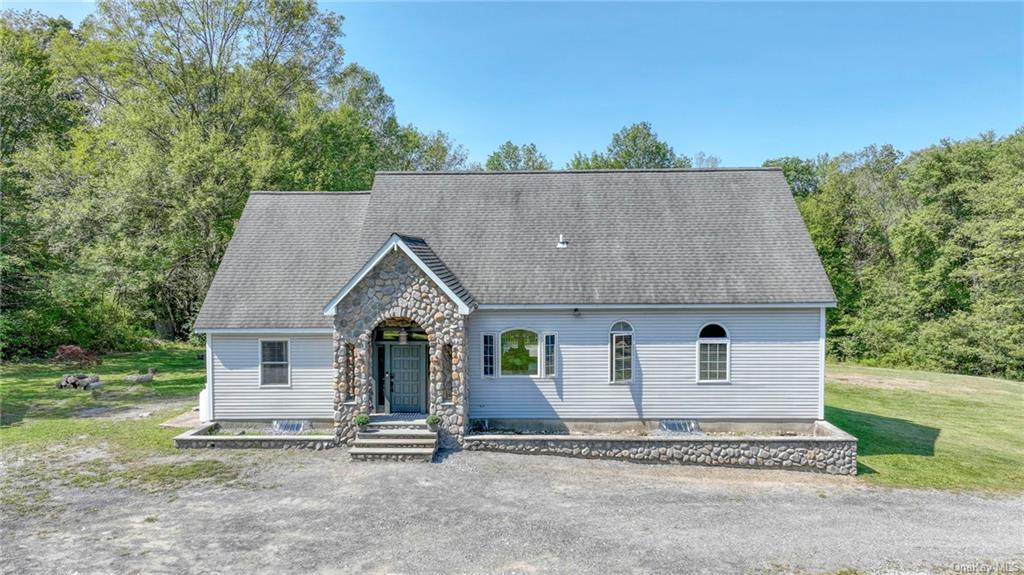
[697,323,729,382]
[609,321,633,383]
[500,329,539,376]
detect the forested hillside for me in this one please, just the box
[2,2,1020,379]
[768,133,1023,380]
[1,2,467,355]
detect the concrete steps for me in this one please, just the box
[349,447,436,462]
[350,417,437,462]
[354,437,437,448]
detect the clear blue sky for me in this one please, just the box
[10,1,1023,167]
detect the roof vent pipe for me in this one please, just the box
[556,234,569,249]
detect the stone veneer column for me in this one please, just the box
[332,249,468,448]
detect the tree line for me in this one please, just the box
[1,2,1020,379]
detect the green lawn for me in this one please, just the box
[0,345,241,508]
[1,343,206,426]
[2,348,1021,494]
[825,363,1023,491]
[0,344,206,453]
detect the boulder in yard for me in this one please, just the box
[56,374,102,390]
[124,368,157,383]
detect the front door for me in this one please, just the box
[389,345,425,413]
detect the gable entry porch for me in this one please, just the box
[329,243,471,451]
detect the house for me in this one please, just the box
[193,168,837,453]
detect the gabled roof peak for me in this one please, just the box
[323,233,475,316]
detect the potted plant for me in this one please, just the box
[425,414,441,431]
[353,413,371,431]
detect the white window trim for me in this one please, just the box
[541,332,558,379]
[258,338,292,388]
[481,332,497,378]
[497,328,542,378]
[696,322,730,384]
[608,320,634,384]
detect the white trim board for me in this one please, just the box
[476,303,836,311]
[323,234,474,316]
[206,335,215,420]
[818,307,826,420]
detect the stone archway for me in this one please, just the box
[332,248,467,448]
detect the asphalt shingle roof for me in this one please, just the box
[395,234,476,308]
[195,169,835,330]
[194,191,369,330]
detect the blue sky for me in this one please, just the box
[10,1,1023,167]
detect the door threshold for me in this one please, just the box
[370,413,427,422]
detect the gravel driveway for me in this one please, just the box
[4,449,1022,574]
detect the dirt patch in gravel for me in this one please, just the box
[72,398,194,420]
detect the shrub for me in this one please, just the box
[353,414,371,427]
[425,414,441,426]
[52,345,101,366]
[0,290,153,360]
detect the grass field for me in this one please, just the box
[1,348,1021,492]
[1,344,205,426]
[826,363,1023,491]
[0,345,238,508]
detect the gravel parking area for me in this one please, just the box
[3,448,1022,574]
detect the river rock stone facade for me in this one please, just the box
[463,433,858,475]
[332,249,468,448]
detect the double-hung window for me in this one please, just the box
[697,324,729,383]
[260,340,290,386]
[482,333,496,377]
[543,333,557,377]
[609,321,633,383]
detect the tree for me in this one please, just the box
[790,131,1024,379]
[0,13,77,161]
[329,63,395,137]
[567,122,693,169]
[485,141,552,171]
[388,129,467,171]
[325,62,469,173]
[763,156,826,195]
[691,151,721,169]
[50,0,350,340]
[0,12,91,358]
[3,1,480,358]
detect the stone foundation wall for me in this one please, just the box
[463,430,857,475]
[174,424,337,450]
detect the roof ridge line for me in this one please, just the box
[374,167,781,176]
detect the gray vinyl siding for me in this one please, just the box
[209,334,334,420]
[467,308,823,421]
